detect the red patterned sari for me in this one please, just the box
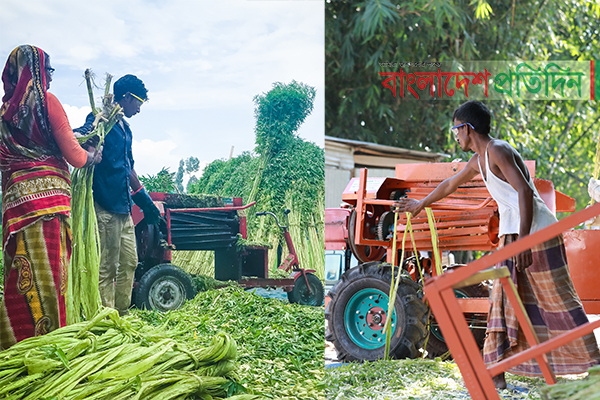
[0,45,72,349]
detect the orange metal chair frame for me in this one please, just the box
[424,201,600,399]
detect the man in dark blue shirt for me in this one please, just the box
[75,74,160,316]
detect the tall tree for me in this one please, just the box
[326,0,600,210]
[175,156,201,193]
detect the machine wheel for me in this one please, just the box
[425,282,490,359]
[347,210,386,263]
[287,272,325,306]
[325,261,429,361]
[135,222,159,264]
[136,264,196,311]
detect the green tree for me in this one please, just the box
[140,167,177,193]
[175,156,201,193]
[326,0,600,210]
[175,159,185,193]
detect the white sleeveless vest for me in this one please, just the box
[478,141,557,236]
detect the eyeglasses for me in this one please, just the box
[45,67,55,76]
[451,122,475,140]
[128,92,146,104]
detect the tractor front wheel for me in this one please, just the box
[325,261,429,361]
[287,272,325,306]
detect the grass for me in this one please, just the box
[324,359,588,400]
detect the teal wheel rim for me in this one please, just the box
[344,288,397,350]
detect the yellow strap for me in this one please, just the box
[426,208,444,276]
[407,217,424,284]
[383,208,442,359]
[594,131,600,181]
[384,209,407,360]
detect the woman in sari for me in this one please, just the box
[0,45,101,349]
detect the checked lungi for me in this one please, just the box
[483,233,600,376]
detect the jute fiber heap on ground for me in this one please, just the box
[135,285,325,399]
[67,70,123,324]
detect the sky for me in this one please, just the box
[0,0,324,178]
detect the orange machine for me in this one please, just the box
[325,161,600,368]
[342,161,574,253]
[340,162,598,311]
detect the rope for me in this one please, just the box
[426,208,443,276]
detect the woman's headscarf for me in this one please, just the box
[0,45,61,170]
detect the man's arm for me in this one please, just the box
[396,156,481,217]
[488,143,534,270]
[129,168,161,224]
[130,168,142,192]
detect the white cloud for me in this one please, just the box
[0,0,324,175]
[62,104,92,129]
[132,138,179,176]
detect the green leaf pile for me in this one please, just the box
[541,365,600,400]
[133,286,325,400]
[324,358,589,400]
[0,307,259,400]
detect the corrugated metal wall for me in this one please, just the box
[325,138,445,209]
[325,141,354,208]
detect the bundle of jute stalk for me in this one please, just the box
[172,250,216,276]
[183,82,324,281]
[67,69,123,324]
[0,307,259,399]
[284,190,324,280]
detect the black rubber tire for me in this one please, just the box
[425,282,490,359]
[325,261,429,362]
[135,264,196,311]
[287,273,325,306]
